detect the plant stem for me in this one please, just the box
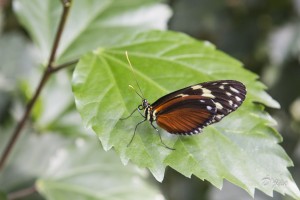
[0,0,72,171]
[48,0,72,69]
[51,59,78,73]
[8,185,37,200]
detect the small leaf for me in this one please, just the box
[72,30,300,199]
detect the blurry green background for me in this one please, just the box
[165,0,300,199]
[0,0,299,199]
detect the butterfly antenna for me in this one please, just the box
[125,51,145,98]
[129,85,143,99]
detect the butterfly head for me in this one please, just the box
[138,99,150,110]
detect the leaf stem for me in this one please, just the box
[0,0,72,171]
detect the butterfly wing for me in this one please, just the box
[152,80,246,134]
[154,96,217,135]
[195,80,246,122]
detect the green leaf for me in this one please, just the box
[72,30,300,199]
[0,128,73,191]
[0,128,163,200]
[13,0,171,64]
[37,137,162,200]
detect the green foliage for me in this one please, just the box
[36,137,161,200]
[0,128,160,200]
[14,0,171,64]
[72,30,300,199]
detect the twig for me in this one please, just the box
[0,0,73,171]
[50,59,78,73]
[8,185,37,200]
[47,0,72,70]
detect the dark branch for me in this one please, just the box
[0,0,73,171]
[47,0,72,70]
[50,59,78,73]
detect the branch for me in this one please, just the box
[47,0,72,70]
[8,185,37,200]
[51,59,78,73]
[0,0,72,171]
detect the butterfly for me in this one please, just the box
[122,52,246,149]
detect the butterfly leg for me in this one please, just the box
[127,119,147,147]
[137,108,145,118]
[120,108,138,120]
[150,122,175,150]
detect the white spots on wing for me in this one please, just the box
[191,85,202,90]
[219,85,225,90]
[235,96,242,102]
[215,114,224,120]
[207,105,213,110]
[177,127,204,135]
[228,100,233,106]
[230,86,240,93]
[215,102,223,110]
[191,127,203,135]
[222,82,229,85]
[175,94,188,97]
[226,92,232,96]
[200,100,205,103]
[234,104,238,108]
[201,88,215,98]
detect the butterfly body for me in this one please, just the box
[138,80,246,135]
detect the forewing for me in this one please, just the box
[199,80,246,122]
[154,96,217,135]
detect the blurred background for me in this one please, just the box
[0,0,299,199]
[164,0,300,199]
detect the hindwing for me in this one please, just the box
[155,96,217,134]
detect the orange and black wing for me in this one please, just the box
[152,80,246,134]
[154,96,217,135]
